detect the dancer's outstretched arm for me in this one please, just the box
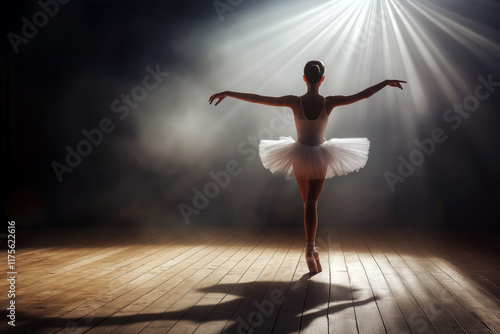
[209,91,296,108]
[330,79,406,108]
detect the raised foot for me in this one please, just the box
[306,242,322,274]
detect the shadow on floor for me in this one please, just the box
[17,274,377,333]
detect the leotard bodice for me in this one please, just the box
[295,96,328,146]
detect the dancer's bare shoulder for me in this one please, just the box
[324,95,356,115]
[324,95,339,116]
[284,95,301,115]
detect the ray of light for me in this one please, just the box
[140,0,500,174]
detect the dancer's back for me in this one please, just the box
[295,96,328,146]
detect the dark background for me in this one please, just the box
[2,0,500,231]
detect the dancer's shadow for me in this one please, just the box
[17,274,378,333]
[189,273,378,333]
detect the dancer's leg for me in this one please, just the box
[295,177,325,273]
[304,178,325,242]
[295,176,308,204]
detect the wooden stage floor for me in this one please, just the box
[1,225,499,334]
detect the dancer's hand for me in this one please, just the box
[209,92,228,106]
[385,80,407,90]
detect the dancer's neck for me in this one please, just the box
[305,83,321,95]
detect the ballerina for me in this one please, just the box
[209,60,406,274]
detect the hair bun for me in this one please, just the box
[304,60,325,84]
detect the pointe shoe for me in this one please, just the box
[306,242,322,274]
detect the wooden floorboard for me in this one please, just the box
[0,225,498,333]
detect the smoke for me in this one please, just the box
[41,0,500,228]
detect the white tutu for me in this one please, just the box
[259,136,370,180]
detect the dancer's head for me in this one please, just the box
[303,60,325,85]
